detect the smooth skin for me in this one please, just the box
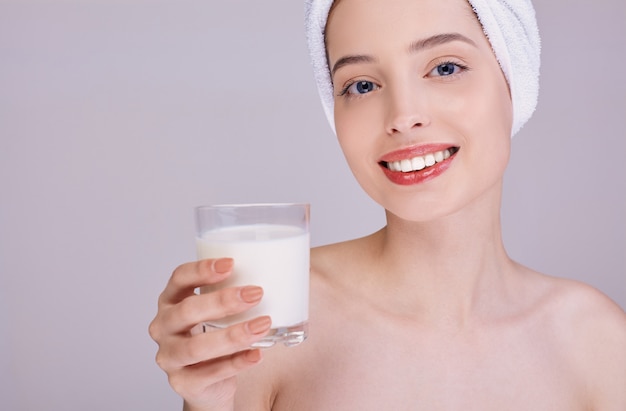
[149,0,626,409]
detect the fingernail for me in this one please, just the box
[247,316,271,335]
[240,286,263,303]
[212,258,233,274]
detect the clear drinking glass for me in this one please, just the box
[195,203,310,347]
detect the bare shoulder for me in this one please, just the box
[531,270,626,410]
[531,269,626,347]
[544,274,626,337]
[310,232,381,281]
[506,267,626,409]
[311,235,371,263]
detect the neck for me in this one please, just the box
[364,184,517,326]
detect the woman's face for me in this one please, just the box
[326,0,513,222]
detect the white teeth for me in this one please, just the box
[400,159,412,172]
[424,154,436,167]
[411,156,426,171]
[386,149,453,173]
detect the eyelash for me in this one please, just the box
[337,80,377,98]
[429,59,470,78]
[337,60,470,98]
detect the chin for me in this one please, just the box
[372,180,504,225]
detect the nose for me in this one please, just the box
[384,87,431,136]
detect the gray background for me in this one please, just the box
[1,0,624,409]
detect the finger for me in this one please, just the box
[167,350,263,401]
[160,258,234,305]
[161,286,264,335]
[157,316,271,370]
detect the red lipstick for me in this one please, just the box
[378,144,458,186]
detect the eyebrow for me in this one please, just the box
[331,54,377,77]
[408,32,477,54]
[330,32,477,76]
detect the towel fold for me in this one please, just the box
[304,0,541,137]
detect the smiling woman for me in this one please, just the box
[325,0,514,223]
[148,0,626,410]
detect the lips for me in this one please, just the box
[378,145,459,185]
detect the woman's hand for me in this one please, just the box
[149,258,271,411]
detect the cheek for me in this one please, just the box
[334,105,383,192]
[334,103,376,163]
[449,69,513,148]
[467,88,513,179]
[335,128,370,181]
[439,70,513,179]
[335,112,357,166]
[437,76,512,134]
[473,67,514,136]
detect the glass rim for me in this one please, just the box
[195,202,309,211]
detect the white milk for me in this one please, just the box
[196,224,310,328]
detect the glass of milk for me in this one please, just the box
[195,203,310,348]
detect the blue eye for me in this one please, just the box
[342,80,378,96]
[429,62,467,77]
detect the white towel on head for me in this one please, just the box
[467,0,541,136]
[304,0,541,137]
[304,0,336,134]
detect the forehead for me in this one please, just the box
[325,0,485,57]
